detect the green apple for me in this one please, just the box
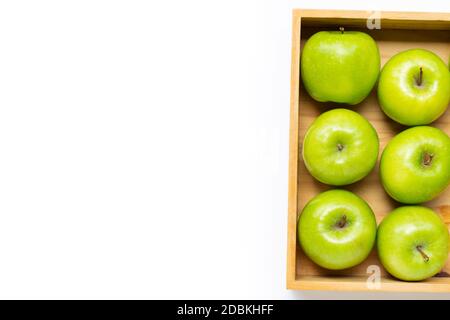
[377,206,449,281]
[301,29,380,105]
[302,108,379,186]
[378,49,450,126]
[380,126,450,204]
[298,189,377,270]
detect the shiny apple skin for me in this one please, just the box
[378,49,450,126]
[301,31,380,105]
[302,108,379,186]
[377,206,449,281]
[297,190,377,270]
[380,126,450,204]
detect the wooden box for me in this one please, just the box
[287,10,450,292]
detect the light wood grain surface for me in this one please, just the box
[287,10,450,292]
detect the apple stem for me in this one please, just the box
[337,143,344,151]
[417,67,423,86]
[339,26,345,34]
[416,245,430,262]
[336,215,347,229]
[423,152,433,166]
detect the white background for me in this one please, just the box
[0,0,449,299]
